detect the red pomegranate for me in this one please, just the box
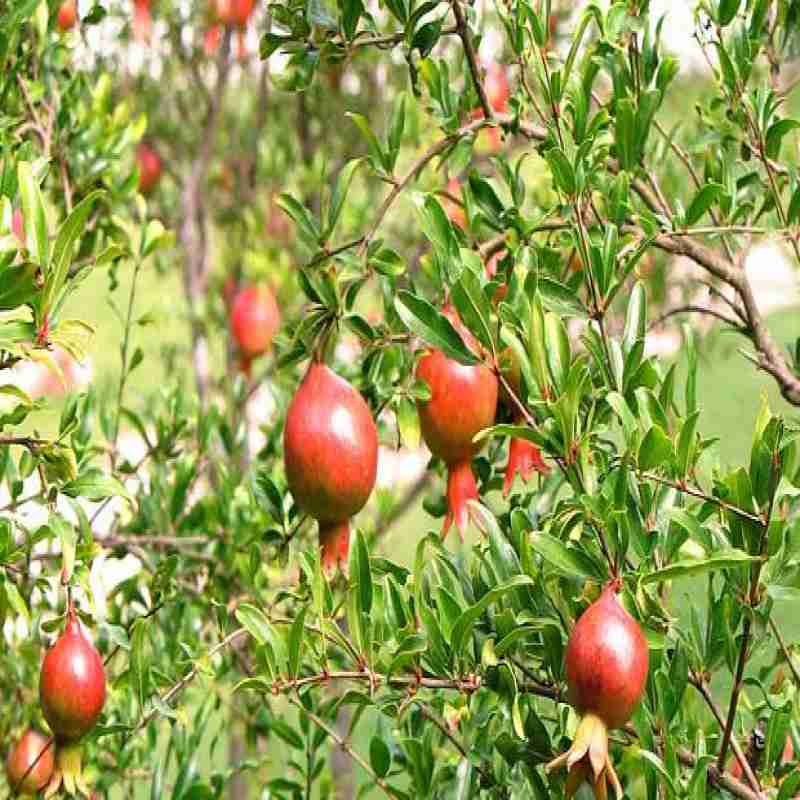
[133,0,151,42]
[204,23,222,56]
[40,610,106,742]
[56,0,77,31]
[136,143,162,195]
[11,208,24,246]
[230,284,281,373]
[284,362,378,574]
[547,582,649,798]
[215,0,256,27]
[416,310,498,536]
[6,729,54,795]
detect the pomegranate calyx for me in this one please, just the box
[318,519,351,576]
[45,742,91,799]
[502,427,550,497]
[443,460,479,539]
[546,713,622,800]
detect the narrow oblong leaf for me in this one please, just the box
[395,291,479,365]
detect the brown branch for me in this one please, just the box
[648,304,746,332]
[769,615,800,687]
[451,0,493,121]
[690,676,764,796]
[287,696,401,799]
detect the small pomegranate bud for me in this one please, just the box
[230,284,281,374]
[40,611,106,742]
[547,583,649,799]
[503,423,550,496]
[133,0,151,42]
[136,143,162,195]
[416,311,498,537]
[56,0,78,31]
[284,362,378,574]
[6,729,54,796]
[12,208,25,246]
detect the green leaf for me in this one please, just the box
[351,529,373,615]
[325,159,363,239]
[235,604,274,646]
[638,425,673,471]
[450,264,494,355]
[395,291,479,365]
[130,618,148,711]
[766,119,800,160]
[641,548,758,584]
[3,578,29,624]
[62,468,130,503]
[396,397,420,449]
[18,161,49,267]
[684,183,724,226]
[538,277,587,318]
[717,0,741,25]
[50,515,76,584]
[288,605,307,680]
[531,532,605,580]
[450,575,534,656]
[622,281,647,355]
[347,113,387,172]
[370,737,392,778]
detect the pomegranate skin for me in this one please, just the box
[416,350,497,467]
[136,144,162,195]
[565,585,649,731]
[6,729,54,795]
[216,0,256,27]
[133,0,151,41]
[284,363,378,527]
[40,613,107,742]
[57,1,77,31]
[230,285,280,362]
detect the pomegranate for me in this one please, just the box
[547,582,649,798]
[136,143,162,195]
[38,608,106,796]
[229,284,281,374]
[40,610,106,742]
[6,729,54,795]
[56,0,77,31]
[133,0,151,42]
[215,0,256,28]
[416,309,498,536]
[284,362,378,574]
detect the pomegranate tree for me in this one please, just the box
[56,1,77,31]
[6,729,54,796]
[284,361,378,573]
[547,582,649,798]
[229,284,281,374]
[39,609,106,796]
[136,143,162,195]
[416,310,497,536]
